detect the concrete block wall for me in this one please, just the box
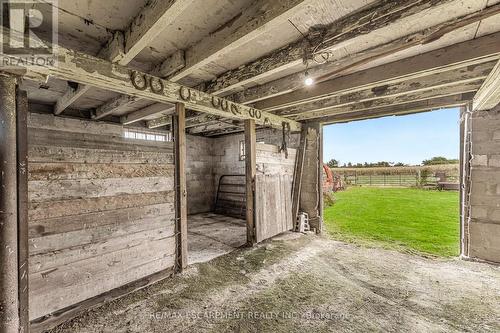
[186,135,216,214]
[187,129,301,215]
[469,110,500,263]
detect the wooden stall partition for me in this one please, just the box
[27,113,176,324]
[254,144,296,243]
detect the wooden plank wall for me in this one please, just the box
[255,144,296,242]
[27,113,176,320]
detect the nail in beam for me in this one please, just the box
[0,73,19,332]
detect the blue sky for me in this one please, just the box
[323,108,460,166]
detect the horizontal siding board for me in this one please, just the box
[28,112,171,138]
[30,245,175,320]
[29,127,173,153]
[30,226,174,274]
[29,215,174,255]
[29,145,174,164]
[29,203,174,238]
[29,191,174,221]
[29,162,174,181]
[29,176,174,202]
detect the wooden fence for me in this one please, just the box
[332,164,460,188]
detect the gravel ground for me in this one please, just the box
[48,233,500,333]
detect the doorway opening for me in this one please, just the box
[322,108,461,257]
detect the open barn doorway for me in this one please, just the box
[322,108,462,258]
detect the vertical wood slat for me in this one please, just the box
[0,73,20,333]
[245,119,256,245]
[174,103,188,270]
[16,88,29,333]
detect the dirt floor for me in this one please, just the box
[48,233,500,333]
[188,213,246,265]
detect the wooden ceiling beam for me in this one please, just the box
[120,103,175,125]
[253,32,500,111]
[101,1,195,66]
[89,1,195,121]
[104,0,306,124]
[473,60,500,111]
[2,29,301,132]
[205,0,460,95]
[53,83,90,115]
[320,93,474,124]
[291,80,482,121]
[169,0,307,82]
[92,95,139,120]
[274,62,494,117]
[230,2,500,105]
[186,61,493,130]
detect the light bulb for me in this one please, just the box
[304,77,314,86]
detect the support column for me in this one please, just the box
[0,73,19,332]
[17,88,29,333]
[173,103,187,271]
[245,119,256,245]
[299,122,323,233]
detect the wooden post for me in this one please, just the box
[173,103,187,271]
[16,88,29,333]
[245,119,256,245]
[0,73,19,333]
[317,124,324,233]
[291,128,307,227]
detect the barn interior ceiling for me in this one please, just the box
[3,0,500,136]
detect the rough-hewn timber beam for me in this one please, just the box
[154,50,185,78]
[92,95,139,120]
[53,83,90,115]
[291,80,482,121]
[147,113,218,129]
[473,60,500,111]
[2,31,300,132]
[89,1,195,118]
[188,119,242,135]
[320,93,474,124]
[103,1,195,66]
[230,3,500,104]
[169,0,306,82]
[121,103,175,125]
[253,32,500,111]
[274,62,494,117]
[186,61,493,129]
[206,0,464,95]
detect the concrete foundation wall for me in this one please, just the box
[469,109,500,263]
[186,135,216,214]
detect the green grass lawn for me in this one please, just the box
[323,187,460,257]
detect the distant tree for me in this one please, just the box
[347,162,352,167]
[394,162,407,167]
[326,159,339,168]
[422,156,459,166]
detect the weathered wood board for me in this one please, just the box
[27,113,176,320]
[254,144,296,242]
[255,174,294,243]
